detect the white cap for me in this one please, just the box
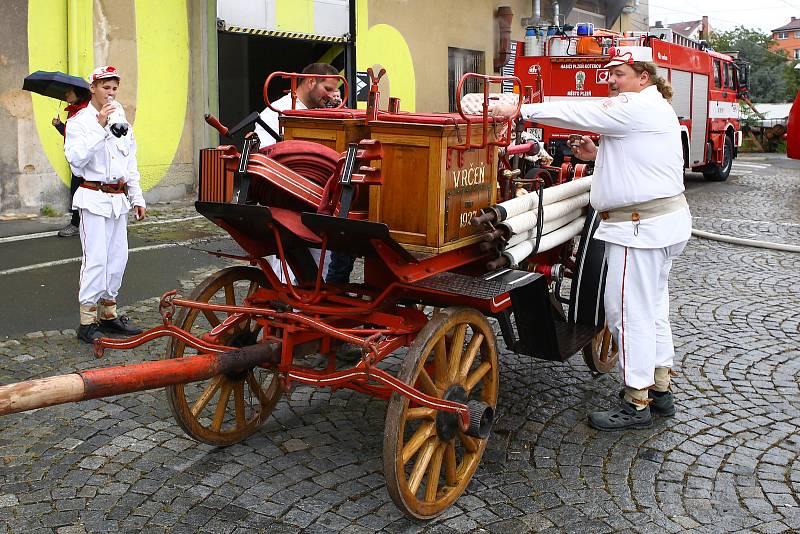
[603,46,653,68]
[89,65,120,83]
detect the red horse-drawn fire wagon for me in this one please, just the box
[0,71,613,518]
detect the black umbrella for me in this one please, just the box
[23,70,90,101]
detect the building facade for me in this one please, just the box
[0,0,649,215]
[771,16,800,60]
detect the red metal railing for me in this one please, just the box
[263,71,349,113]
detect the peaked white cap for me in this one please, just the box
[603,46,654,68]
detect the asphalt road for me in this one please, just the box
[0,216,229,338]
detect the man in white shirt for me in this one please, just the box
[64,66,146,343]
[492,47,691,430]
[254,63,342,282]
[254,63,341,147]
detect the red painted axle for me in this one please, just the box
[0,342,280,416]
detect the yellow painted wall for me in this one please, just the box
[358,0,538,113]
[276,0,314,33]
[26,0,190,191]
[0,0,201,214]
[26,0,72,188]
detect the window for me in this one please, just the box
[795,31,800,38]
[448,48,485,112]
[723,63,735,89]
[713,60,722,89]
[777,31,788,39]
[795,49,800,60]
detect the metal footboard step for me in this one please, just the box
[411,269,542,299]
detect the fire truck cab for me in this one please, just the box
[514,27,749,182]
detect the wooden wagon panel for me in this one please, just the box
[281,112,500,254]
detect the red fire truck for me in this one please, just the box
[514,28,750,181]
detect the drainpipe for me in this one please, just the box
[533,0,541,24]
[553,1,560,26]
[347,0,357,108]
[205,0,219,147]
[494,7,514,71]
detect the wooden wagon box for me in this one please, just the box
[282,111,500,255]
[281,111,369,153]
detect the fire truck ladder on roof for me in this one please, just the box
[647,27,704,50]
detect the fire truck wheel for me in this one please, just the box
[383,307,498,519]
[164,266,283,446]
[582,323,619,375]
[702,135,733,182]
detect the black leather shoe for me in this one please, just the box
[77,323,104,344]
[98,316,142,335]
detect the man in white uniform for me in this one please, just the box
[492,47,691,430]
[254,63,341,283]
[65,66,146,343]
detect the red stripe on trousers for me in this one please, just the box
[78,210,87,303]
[620,246,628,386]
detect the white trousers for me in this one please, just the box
[78,209,129,305]
[603,240,687,390]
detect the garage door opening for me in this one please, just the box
[217,31,349,145]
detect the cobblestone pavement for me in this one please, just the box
[0,155,798,533]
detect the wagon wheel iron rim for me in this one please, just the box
[383,307,498,519]
[582,322,619,375]
[164,266,282,446]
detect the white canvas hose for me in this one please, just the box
[501,192,590,236]
[691,229,800,253]
[495,177,592,221]
[503,216,587,266]
[506,208,586,248]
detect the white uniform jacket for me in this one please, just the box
[520,85,691,248]
[254,93,307,148]
[64,104,146,219]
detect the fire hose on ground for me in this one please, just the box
[691,228,800,253]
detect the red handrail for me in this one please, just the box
[263,71,349,113]
[453,73,522,152]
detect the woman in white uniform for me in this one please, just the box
[492,47,691,430]
[64,66,146,343]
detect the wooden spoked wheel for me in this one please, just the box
[383,307,498,519]
[582,323,619,375]
[164,266,282,446]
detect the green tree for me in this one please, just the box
[708,26,796,103]
[784,63,800,98]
